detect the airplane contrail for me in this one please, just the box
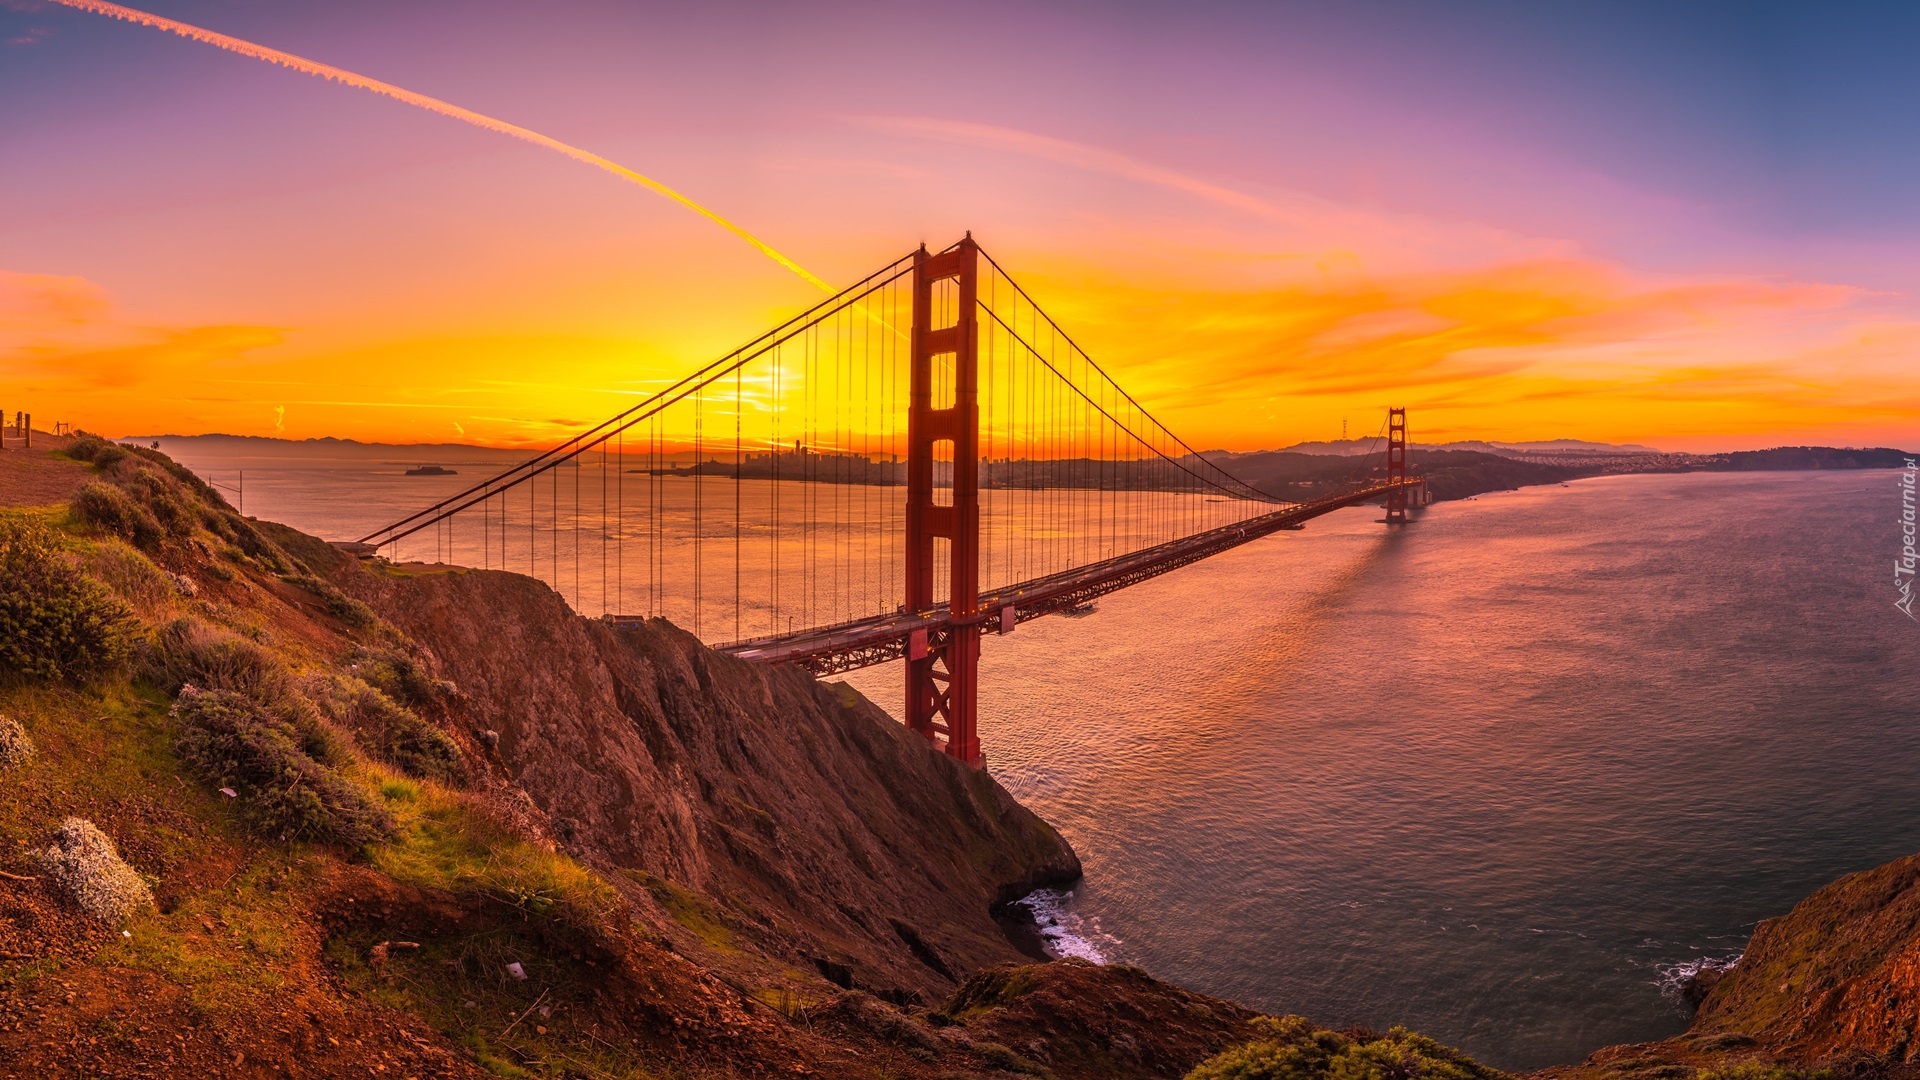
[47,0,833,292]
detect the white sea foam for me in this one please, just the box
[1011,889,1120,964]
[1656,954,1742,1000]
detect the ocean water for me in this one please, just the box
[155,442,1920,1069]
[842,469,1920,1068]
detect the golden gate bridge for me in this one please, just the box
[358,237,1427,766]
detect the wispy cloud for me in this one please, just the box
[852,115,1539,268]
[47,0,830,290]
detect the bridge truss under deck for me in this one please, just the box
[710,475,1426,677]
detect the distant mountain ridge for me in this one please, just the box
[123,433,524,461]
[1207,437,1664,458]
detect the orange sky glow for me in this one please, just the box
[4,2,1917,454]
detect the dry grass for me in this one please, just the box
[83,537,175,613]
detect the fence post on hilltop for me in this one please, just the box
[904,237,984,766]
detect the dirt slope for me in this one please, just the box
[322,546,1083,1003]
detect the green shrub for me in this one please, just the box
[66,434,129,469]
[327,593,377,629]
[172,687,392,846]
[228,515,288,573]
[117,467,197,540]
[280,574,377,629]
[0,518,135,680]
[72,480,164,549]
[152,616,289,700]
[309,674,469,785]
[350,646,438,708]
[150,617,344,766]
[1185,1016,1511,1080]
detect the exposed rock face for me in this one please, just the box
[943,959,1262,1079]
[335,557,1082,1001]
[1692,851,1920,1063]
[1537,851,1920,1080]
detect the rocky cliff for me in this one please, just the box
[1691,851,1920,1064]
[313,538,1082,1004]
[1538,852,1920,1080]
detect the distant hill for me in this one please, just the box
[120,433,522,462]
[1235,437,1662,458]
[1218,447,1583,502]
[1207,442,1913,504]
[1707,446,1914,471]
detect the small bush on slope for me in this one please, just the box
[172,686,392,846]
[72,480,164,548]
[348,645,440,709]
[113,466,199,542]
[280,573,378,629]
[0,712,33,767]
[37,817,155,925]
[308,673,469,785]
[148,617,347,764]
[65,432,129,468]
[152,616,293,702]
[0,517,135,680]
[84,537,174,611]
[1185,1015,1510,1080]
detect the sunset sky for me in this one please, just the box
[4,0,1918,452]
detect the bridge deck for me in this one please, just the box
[705,477,1422,675]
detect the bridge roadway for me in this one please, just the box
[707,477,1424,675]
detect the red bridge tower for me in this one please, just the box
[905,239,983,766]
[1384,406,1410,525]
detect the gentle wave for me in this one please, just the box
[1011,889,1120,964]
[1655,954,1742,1001]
